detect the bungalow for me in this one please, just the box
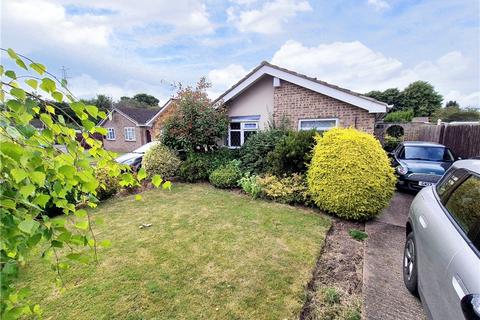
[214,61,390,147]
[99,99,174,152]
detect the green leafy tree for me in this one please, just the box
[445,100,460,108]
[81,94,113,112]
[0,48,169,318]
[365,88,405,111]
[133,93,159,106]
[161,78,229,153]
[402,81,443,116]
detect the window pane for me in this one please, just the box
[445,175,480,240]
[244,130,257,143]
[230,122,240,130]
[243,123,258,129]
[404,146,453,161]
[230,131,241,147]
[300,119,336,131]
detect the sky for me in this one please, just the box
[1,0,479,107]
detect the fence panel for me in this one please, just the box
[441,124,480,159]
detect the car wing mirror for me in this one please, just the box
[461,294,480,320]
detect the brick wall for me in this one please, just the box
[102,111,147,152]
[273,81,376,133]
[152,103,177,139]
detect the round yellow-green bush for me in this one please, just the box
[307,128,396,220]
[142,143,181,179]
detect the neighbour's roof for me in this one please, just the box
[115,106,160,125]
[99,99,175,127]
[30,118,45,129]
[213,61,390,113]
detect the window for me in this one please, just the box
[401,146,454,162]
[444,174,480,249]
[106,128,116,140]
[228,121,258,147]
[298,118,338,132]
[124,127,136,141]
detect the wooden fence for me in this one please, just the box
[417,124,480,159]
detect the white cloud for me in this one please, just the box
[270,40,480,107]
[69,74,170,102]
[367,0,390,11]
[2,0,110,52]
[227,0,312,34]
[207,64,249,99]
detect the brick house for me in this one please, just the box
[213,61,390,147]
[100,99,174,152]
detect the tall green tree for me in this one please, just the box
[365,88,405,111]
[133,93,159,106]
[81,94,113,112]
[402,81,443,116]
[0,48,169,318]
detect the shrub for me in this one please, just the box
[348,229,368,241]
[142,143,181,179]
[383,109,414,122]
[267,130,317,175]
[240,129,286,174]
[178,148,236,182]
[95,167,121,200]
[160,78,229,152]
[239,174,262,198]
[257,174,311,205]
[307,128,396,220]
[209,160,242,188]
[383,134,401,152]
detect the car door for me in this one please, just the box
[441,174,480,319]
[413,168,468,319]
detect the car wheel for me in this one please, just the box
[403,232,419,297]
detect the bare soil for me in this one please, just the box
[300,219,365,320]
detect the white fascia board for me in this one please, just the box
[222,65,388,113]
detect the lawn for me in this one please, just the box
[16,184,331,319]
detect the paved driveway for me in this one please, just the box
[362,192,426,320]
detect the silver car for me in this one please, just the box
[403,160,480,320]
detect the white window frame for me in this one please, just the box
[124,127,136,141]
[298,118,339,132]
[106,128,116,140]
[228,121,258,148]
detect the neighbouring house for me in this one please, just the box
[99,99,174,152]
[214,61,390,147]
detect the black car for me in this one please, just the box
[389,141,456,192]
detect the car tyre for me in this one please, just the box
[403,232,419,297]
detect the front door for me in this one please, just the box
[146,130,152,143]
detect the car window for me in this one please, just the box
[445,175,480,248]
[436,169,468,197]
[403,146,454,161]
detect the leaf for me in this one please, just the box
[75,220,89,230]
[18,219,40,235]
[1,199,16,210]
[152,175,162,187]
[11,168,28,183]
[58,165,75,179]
[28,233,42,247]
[10,87,26,101]
[137,168,147,181]
[135,194,142,201]
[7,48,18,59]
[85,105,98,118]
[29,62,46,75]
[45,105,55,114]
[74,209,87,218]
[51,240,64,248]
[40,78,56,93]
[25,79,38,89]
[15,58,28,70]
[34,194,50,208]
[0,141,24,161]
[5,70,17,79]
[52,91,63,103]
[81,119,95,131]
[162,180,172,190]
[40,113,53,127]
[19,184,35,198]
[31,171,46,185]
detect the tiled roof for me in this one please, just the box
[115,106,161,125]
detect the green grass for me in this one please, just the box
[16,184,331,319]
[348,229,368,241]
